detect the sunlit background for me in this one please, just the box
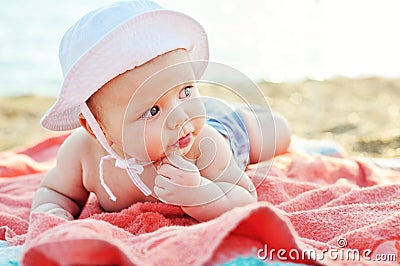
[0,0,399,157]
[1,0,400,96]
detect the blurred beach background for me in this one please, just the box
[1,0,399,157]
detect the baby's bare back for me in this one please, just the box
[31,129,158,219]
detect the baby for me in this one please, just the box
[31,0,291,222]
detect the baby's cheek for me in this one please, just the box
[143,123,165,160]
[189,99,206,123]
[193,116,205,134]
[193,107,206,131]
[122,122,157,161]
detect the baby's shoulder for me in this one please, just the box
[190,124,231,160]
[57,128,99,162]
[195,123,226,142]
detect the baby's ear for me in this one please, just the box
[78,113,96,139]
[78,113,113,146]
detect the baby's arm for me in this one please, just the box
[31,134,89,220]
[182,161,256,221]
[154,125,257,221]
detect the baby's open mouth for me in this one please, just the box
[177,132,192,149]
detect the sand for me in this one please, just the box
[1,77,399,158]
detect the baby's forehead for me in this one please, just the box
[140,49,196,86]
[140,63,196,90]
[128,52,196,93]
[100,64,195,109]
[130,64,196,108]
[97,51,197,107]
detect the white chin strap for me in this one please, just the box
[80,103,152,201]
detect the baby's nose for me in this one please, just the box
[167,105,189,130]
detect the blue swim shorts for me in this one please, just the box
[203,97,250,170]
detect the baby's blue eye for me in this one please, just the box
[179,86,192,99]
[150,106,159,116]
[141,105,160,119]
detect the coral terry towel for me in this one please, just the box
[0,132,399,265]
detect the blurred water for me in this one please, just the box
[0,0,113,96]
[1,0,400,96]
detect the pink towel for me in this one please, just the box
[0,133,399,265]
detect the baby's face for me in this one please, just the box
[93,49,206,163]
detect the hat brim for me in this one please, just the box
[41,10,209,131]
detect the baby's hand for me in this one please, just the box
[46,207,74,221]
[31,205,74,221]
[154,154,202,206]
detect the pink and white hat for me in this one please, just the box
[41,0,209,131]
[40,0,209,199]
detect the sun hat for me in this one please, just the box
[39,0,209,199]
[40,0,209,131]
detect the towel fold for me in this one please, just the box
[0,132,399,265]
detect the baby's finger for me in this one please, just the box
[153,186,169,204]
[163,154,197,172]
[158,163,181,179]
[154,174,172,188]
